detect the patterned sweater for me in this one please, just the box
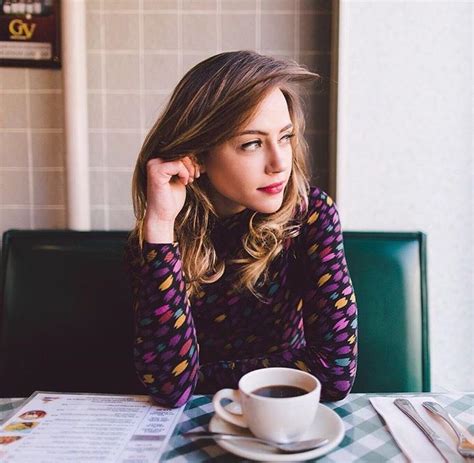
[126,186,358,408]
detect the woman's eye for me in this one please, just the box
[241,133,294,151]
[281,133,295,142]
[241,140,262,150]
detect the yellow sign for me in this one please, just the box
[9,19,36,41]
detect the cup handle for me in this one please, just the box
[212,388,248,428]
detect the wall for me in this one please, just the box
[0,0,334,239]
[85,0,333,230]
[0,68,66,233]
[337,1,473,391]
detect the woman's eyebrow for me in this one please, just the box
[236,123,293,137]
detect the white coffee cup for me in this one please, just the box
[212,367,321,443]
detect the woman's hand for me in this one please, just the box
[143,155,200,243]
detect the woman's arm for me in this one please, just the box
[197,189,357,401]
[126,155,201,408]
[126,240,200,408]
[297,189,358,399]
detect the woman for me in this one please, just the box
[126,50,357,408]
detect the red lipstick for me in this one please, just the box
[257,182,285,194]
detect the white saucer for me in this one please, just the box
[208,403,345,461]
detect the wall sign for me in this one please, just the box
[0,0,61,68]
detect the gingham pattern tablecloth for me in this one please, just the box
[1,393,473,462]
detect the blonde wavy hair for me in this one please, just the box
[130,50,321,302]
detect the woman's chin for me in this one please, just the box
[254,199,284,214]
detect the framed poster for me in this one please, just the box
[0,0,61,68]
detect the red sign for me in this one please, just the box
[0,0,61,68]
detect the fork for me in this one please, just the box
[422,401,474,458]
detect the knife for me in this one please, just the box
[394,398,465,463]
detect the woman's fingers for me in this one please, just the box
[146,157,189,185]
[175,160,191,185]
[181,155,201,183]
[146,155,200,187]
[180,156,195,182]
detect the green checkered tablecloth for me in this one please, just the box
[1,393,473,462]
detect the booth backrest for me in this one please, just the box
[0,230,143,397]
[0,229,430,396]
[344,231,430,393]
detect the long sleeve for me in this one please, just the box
[196,190,358,401]
[125,240,200,408]
[126,188,357,405]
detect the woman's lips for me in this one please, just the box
[257,182,285,194]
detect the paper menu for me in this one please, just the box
[0,391,185,462]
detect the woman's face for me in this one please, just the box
[201,87,294,217]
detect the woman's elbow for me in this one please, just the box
[137,371,199,409]
[321,369,357,402]
[143,382,196,408]
[321,382,352,402]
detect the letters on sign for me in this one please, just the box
[9,19,37,40]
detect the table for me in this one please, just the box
[1,393,473,462]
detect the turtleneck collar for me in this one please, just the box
[211,208,255,257]
[215,207,253,228]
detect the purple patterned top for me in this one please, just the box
[126,186,358,408]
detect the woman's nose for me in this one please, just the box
[265,144,288,175]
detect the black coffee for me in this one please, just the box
[251,385,308,398]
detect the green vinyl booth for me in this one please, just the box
[344,232,430,393]
[0,230,143,397]
[0,229,430,397]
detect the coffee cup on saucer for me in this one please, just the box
[212,367,321,444]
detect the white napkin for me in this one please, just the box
[370,396,472,462]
